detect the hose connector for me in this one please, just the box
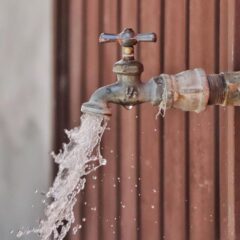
[157,68,209,113]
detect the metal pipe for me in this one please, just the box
[207,71,240,106]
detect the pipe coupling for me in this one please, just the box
[159,68,209,113]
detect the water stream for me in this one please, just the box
[16,113,108,240]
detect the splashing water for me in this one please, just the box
[17,113,108,240]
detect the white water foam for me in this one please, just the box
[16,113,108,240]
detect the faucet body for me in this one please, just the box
[81,28,240,116]
[81,57,164,115]
[81,28,161,115]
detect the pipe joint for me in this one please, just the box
[157,68,210,113]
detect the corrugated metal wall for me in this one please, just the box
[53,0,240,239]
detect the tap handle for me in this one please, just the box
[99,28,157,47]
[135,33,157,42]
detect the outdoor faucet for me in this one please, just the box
[81,28,240,116]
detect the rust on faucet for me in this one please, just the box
[81,28,240,116]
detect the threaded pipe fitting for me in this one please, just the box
[207,74,227,105]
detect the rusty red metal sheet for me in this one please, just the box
[53,0,240,239]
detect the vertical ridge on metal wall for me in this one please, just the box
[116,2,122,239]
[80,1,102,240]
[219,0,231,239]
[53,0,70,162]
[67,0,85,239]
[189,0,217,239]
[163,0,189,239]
[233,0,240,238]
[119,1,139,240]
[185,1,190,239]
[98,1,104,239]
[138,0,162,239]
[159,0,165,238]
[214,0,221,239]
[136,1,142,238]
[100,0,119,239]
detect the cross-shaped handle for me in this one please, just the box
[99,28,157,47]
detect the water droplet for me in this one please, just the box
[151,205,155,209]
[92,175,97,180]
[124,105,133,110]
[72,224,82,234]
[100,158,107,165]
[91,207,97,211]
[73,227,78,235]
[16,230,23,238]
[10,230,14,234]
[152,189,157,193]
[82,218,86,222]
